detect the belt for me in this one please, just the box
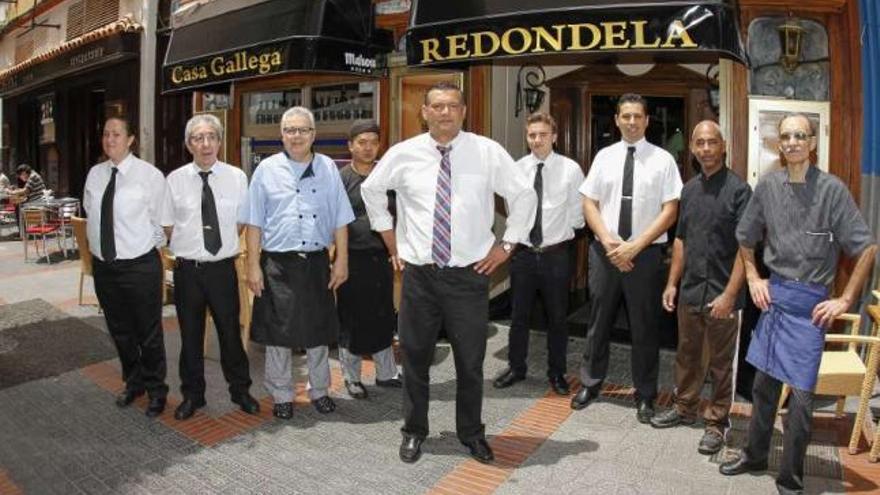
[264,248,327,260]
[176,256,236,268]
[518,242,568,254]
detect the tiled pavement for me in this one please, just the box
[0,239,879,494]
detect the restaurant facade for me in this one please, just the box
[156,0,876,325]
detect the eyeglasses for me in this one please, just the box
[189,133,219,144]
[779,131,813,142]
[282,127,314,136]
[427,102,463,113]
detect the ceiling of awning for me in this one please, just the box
[405,0,748,67]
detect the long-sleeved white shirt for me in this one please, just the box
[361,131,537,266]
[515,151,585,248]
[83,153,165,261]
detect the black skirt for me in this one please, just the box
[336,249,396,354]
[250,250,339,349]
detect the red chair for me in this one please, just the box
[22,207,62,263]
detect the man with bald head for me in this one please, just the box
[720,113,876,494]
[649,121,751,455]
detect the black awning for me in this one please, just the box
[163,0,393,93]
[405,0,747,67]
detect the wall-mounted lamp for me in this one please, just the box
[515,65,546,117]
[777,17,805,73]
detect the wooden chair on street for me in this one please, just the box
[777,309,880,460]
[70,217,93,305]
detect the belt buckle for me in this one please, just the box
[193,259,203,268]
[532,245,546,253]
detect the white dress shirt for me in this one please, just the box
[516,151,585,248]
[579,138,682,244]
[161,161,248,261]
[83,153,166,261]
[362,131,537,267]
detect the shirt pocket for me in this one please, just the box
[803,229,833,260]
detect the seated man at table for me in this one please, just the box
[8,164,46,203]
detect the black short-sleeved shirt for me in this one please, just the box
[736,165,875,287]
[341,164,392,252]
[677,167,752,309]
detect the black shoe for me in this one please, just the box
[145,396,166,418]
[548,374,570,395]
[461,438,494,464]
[231,393,260,415]
[399,434,424,464]
[272,402,293,420]
[650,408,695,429]
[492,368,526,389]
[115,389,145,408]
[719,451,768,476]
[312,396,336,414]
[698,430,724,455]
[345,380,368,399]
[636,400,655,424]
[570,386,600,410]
[376,377,403,388]
[174,397,206,420]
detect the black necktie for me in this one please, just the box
[199,171,222,255]
[618,146,636,241]
[100,167,118,262]
[529,162,544,247]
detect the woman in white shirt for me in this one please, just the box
[83,116,169,418]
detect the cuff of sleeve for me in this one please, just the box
[370,216,394,232]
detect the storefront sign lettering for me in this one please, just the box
[170,50,283,85]
[417,20,698,63]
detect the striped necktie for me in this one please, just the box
[432,145,452,267]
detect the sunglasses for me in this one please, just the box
[779,131,813,142]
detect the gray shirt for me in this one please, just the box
[736,165,874,287]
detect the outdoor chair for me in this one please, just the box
[70,216,93,305]
[22,206,61,263]
[777,309,880,460]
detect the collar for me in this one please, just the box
[620,137,648,156]
[784,163,819,185]
[530,151,554,167]
[189,161,219,177]
[110,153,135,175]
[429,130,465,152]
[700,165,728,184]
[284,151,316,179]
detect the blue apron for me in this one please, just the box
[746,274,828,391]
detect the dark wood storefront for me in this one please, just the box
[1,32,140,199]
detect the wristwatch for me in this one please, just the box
[501,241,514,254]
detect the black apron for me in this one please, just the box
[336,248,396,354]
[250,250,338,348]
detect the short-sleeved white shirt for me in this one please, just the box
[579,138,682,244]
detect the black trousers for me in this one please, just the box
[580,242,662,401]
[173,258,251,400]
[508,247,570,377]
[745,370,813,494]
[93,249,168,398]
[399,263,489,442]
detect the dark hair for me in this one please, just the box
[616,93,648,115]
[16,163,32,174]
[526,112,557,133]
[349,119,380,140]
[424,81,465,105]
[105,116,136,137]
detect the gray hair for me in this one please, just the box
[281,106,315,129]
[184,113,224,143]
[777,112,817,136]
